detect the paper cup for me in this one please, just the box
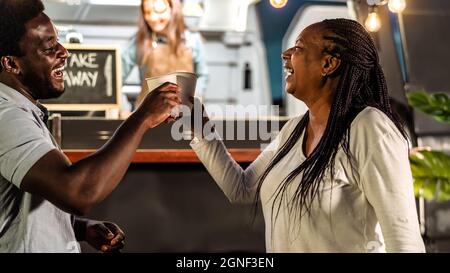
[145,71,197,107]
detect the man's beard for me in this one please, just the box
[21,72,65,100]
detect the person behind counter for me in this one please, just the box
[121,0,208,112]
[188,18,425,252]
[0,0,181,252]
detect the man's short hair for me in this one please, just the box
[0,0,45,72]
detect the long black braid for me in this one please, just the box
[253,18,407,229]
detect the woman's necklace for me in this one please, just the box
[151,32,158,49]
[151,32,169,49]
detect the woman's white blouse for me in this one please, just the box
[190,107,425,252]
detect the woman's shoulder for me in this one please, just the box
[278,115,305,138]
[350,106,407,145]
[184,30,201,39]
[353,106,388,123]
[122,35,138,57]
[184,30,203,47]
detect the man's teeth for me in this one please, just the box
[52,66,65,78]
[53,66,64,73]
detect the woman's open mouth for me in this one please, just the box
[284,67,294,80]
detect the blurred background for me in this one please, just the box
[40,0,450,252]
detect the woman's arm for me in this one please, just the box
[359,130,425,252]
[121,36,138,83]
[190,118,295,204]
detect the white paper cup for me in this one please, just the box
[145,71,197,107]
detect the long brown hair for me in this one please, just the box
[136,0,186,64]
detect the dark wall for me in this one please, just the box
[81,163,265,253]
[400,0,450,136]
[400,0,450,93]
[353,0,450,137]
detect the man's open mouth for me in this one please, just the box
[51,65,65,80]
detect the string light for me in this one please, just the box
[365,6,381,32]
[388,0,406,13]
[363,1,407,33]
[269,0,288,9]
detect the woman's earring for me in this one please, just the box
[321,72,327,77]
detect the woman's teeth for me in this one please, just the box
[284,68,294,76]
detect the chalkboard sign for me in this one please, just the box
[42,44,122,110]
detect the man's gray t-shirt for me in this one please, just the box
[0,82,79,252]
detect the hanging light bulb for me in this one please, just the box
[365,6,381,32]
[270,0,288,9]
[388,0,406,13]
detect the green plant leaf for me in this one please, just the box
[406,91,450,124]
[410,150,450,201]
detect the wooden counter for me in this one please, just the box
[64,148,262,163]
[56,118,283,164]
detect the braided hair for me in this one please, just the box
[254,18,407,227]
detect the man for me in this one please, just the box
[0,0,181,252]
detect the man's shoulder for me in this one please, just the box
[0,97,32,121]
[0,98,43,139]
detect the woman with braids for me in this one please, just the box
[188,18,425,252]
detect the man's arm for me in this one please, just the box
[21,83,180,216]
